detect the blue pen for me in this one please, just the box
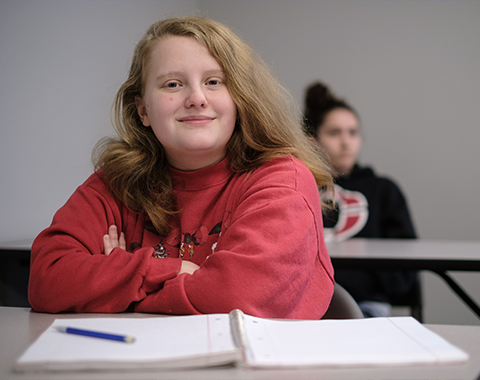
[55,326,136,343]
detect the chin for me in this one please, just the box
[336,166,353,176]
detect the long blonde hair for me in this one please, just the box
[94,16,333,236]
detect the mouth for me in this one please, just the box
[179,116,215,125]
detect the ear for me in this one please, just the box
[135,96,151,127]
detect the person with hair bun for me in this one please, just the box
[304,81,417,318]
[28,17,335,319]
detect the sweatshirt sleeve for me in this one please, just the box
[134,159,335,319]
[28,174,181,313]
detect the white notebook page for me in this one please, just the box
[17,314,237,370]
[242,315,469,368]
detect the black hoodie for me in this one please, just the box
[325,164,417,303]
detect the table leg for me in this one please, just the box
[432,270,480,319]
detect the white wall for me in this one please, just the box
[1,0,479,324]
[203,0,480,326]
[0,0,200,242]
[203,0,480,242]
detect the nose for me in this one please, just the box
[185,85,207,109]
[340,133,350,148]
[342,133,349,142]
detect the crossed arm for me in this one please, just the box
[102,225,199,275]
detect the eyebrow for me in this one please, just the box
[155,69,225,82]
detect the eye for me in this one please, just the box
[206,79,221,86]
[166,82,180,88]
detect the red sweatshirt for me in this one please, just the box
[29,156,334,319]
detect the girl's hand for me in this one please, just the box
[103,225,126,256]
[178,261,200,276]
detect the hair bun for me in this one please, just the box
[305,82,337,112]
[303,81,357,135]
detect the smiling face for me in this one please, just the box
[315,108,361,176]
[135,36,237,171]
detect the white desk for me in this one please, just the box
[328,238,480,319]
[1,306,480,380]
[3,237,480,316]
[0,239,34,252]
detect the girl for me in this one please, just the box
[29,17,334,319]
[304,81,418,317]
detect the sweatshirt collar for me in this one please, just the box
[170,156,232,191]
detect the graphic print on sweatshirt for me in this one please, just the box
[322,184,369,242]
[141,214,229,263]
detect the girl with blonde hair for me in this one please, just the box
[29,16,334,319]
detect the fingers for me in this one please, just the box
[103,225,126,256]
[109,225,120,247]
[103,234,114,256]
[119,231,126,251]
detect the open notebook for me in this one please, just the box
[15,310,468,371]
